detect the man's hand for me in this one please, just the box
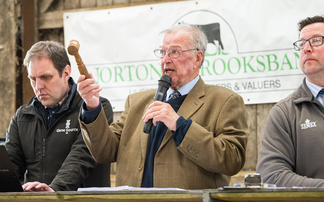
[142,101,179,131]
[22,181,55,192]
[77,73,101,110]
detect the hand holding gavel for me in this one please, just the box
[67,40,90,79]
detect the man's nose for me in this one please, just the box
[303,40,313,52]
[162,52,172,62]
[35,79,44,90]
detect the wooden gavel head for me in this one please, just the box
[67,40,80,56]
[67,39,90,79]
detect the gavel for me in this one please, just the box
[67,40,91,79]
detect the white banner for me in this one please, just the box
[63,0,321,111]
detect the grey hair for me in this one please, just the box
[160,24,208,67]
[23,41,70,77]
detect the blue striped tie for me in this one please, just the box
[318,89,324,106]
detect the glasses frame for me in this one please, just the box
[153,48,199,59]
[293,36,324,51]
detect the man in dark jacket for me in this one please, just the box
[5,41,113,191]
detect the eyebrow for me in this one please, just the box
[28,73,52,80]
[160,45,182,49]
[300,34,323,40]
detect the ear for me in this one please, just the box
[194,50,204,69]
[63,65,71,82]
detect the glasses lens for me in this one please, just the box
[154,49,163,58]
[169,50,180,58]
[293,42,301,51]
[311,36,323,47]
[293,40,304,51]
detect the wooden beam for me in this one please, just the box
[38,10,64,29]
[22,0,36,104]
[39,0,55,13]
[38,0,185,30]
[81,0,97,8]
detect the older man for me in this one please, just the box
[78,24,248,189]
[257,15,324,187]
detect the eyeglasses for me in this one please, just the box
[153,48,198,59]
[293,36,324,51]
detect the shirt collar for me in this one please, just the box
[166,75,199,101]
[305,79,323,98]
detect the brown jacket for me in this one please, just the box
[80,78,248,189]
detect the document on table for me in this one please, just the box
[78,186,186,191]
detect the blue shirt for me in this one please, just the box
[305,79,324,106]
[166,75,199,101]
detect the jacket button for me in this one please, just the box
[138,167,142,171]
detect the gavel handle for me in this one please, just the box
[74,53,90,79]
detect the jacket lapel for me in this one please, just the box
[160,77,206,148]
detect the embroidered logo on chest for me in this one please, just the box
[66,120,70,129]
[56,119,78,134]
[300,119,317,130]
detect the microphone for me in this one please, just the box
[143,74,172,133]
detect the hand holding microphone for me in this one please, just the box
[143,74,172,133]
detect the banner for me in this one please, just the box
[63,0,321,111]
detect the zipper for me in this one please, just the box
[41,135,46,182]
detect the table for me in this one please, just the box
[1,188,324,201]
[0,190,205,202]
[209,187,324,202]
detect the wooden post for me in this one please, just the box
[21,0,37,105]
[0,0,16,137]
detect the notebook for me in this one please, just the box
[0,145,23,192]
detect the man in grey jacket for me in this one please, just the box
[256,15,324,187]
[5,41,113,191]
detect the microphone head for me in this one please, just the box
[158,74,172,88]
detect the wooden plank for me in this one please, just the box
[243,104,257,171]
[256,103,275,151]
[56,0,64,11]
[39,11,64,29]
[130,0,147,4]
[97,0,113,7]
[80,0,96,8]
[0,191,204,202]
[21,0,37,105]
[39,29,64,44]
[38,0,187,29]
[0,0,16,137]
[38,0,55,13]
[210,188,324,202]
[63,0,80,10]
[114,0,130,5]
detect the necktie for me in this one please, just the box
[169,90,181,100]
[318,89,324,106]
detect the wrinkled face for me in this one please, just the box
[28,58,71,108]
[299,22,324,84]
[160,30,203,90]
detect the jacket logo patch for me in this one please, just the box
[56,119,78,134]
[300,119,317,130]
[66,120,70,129]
